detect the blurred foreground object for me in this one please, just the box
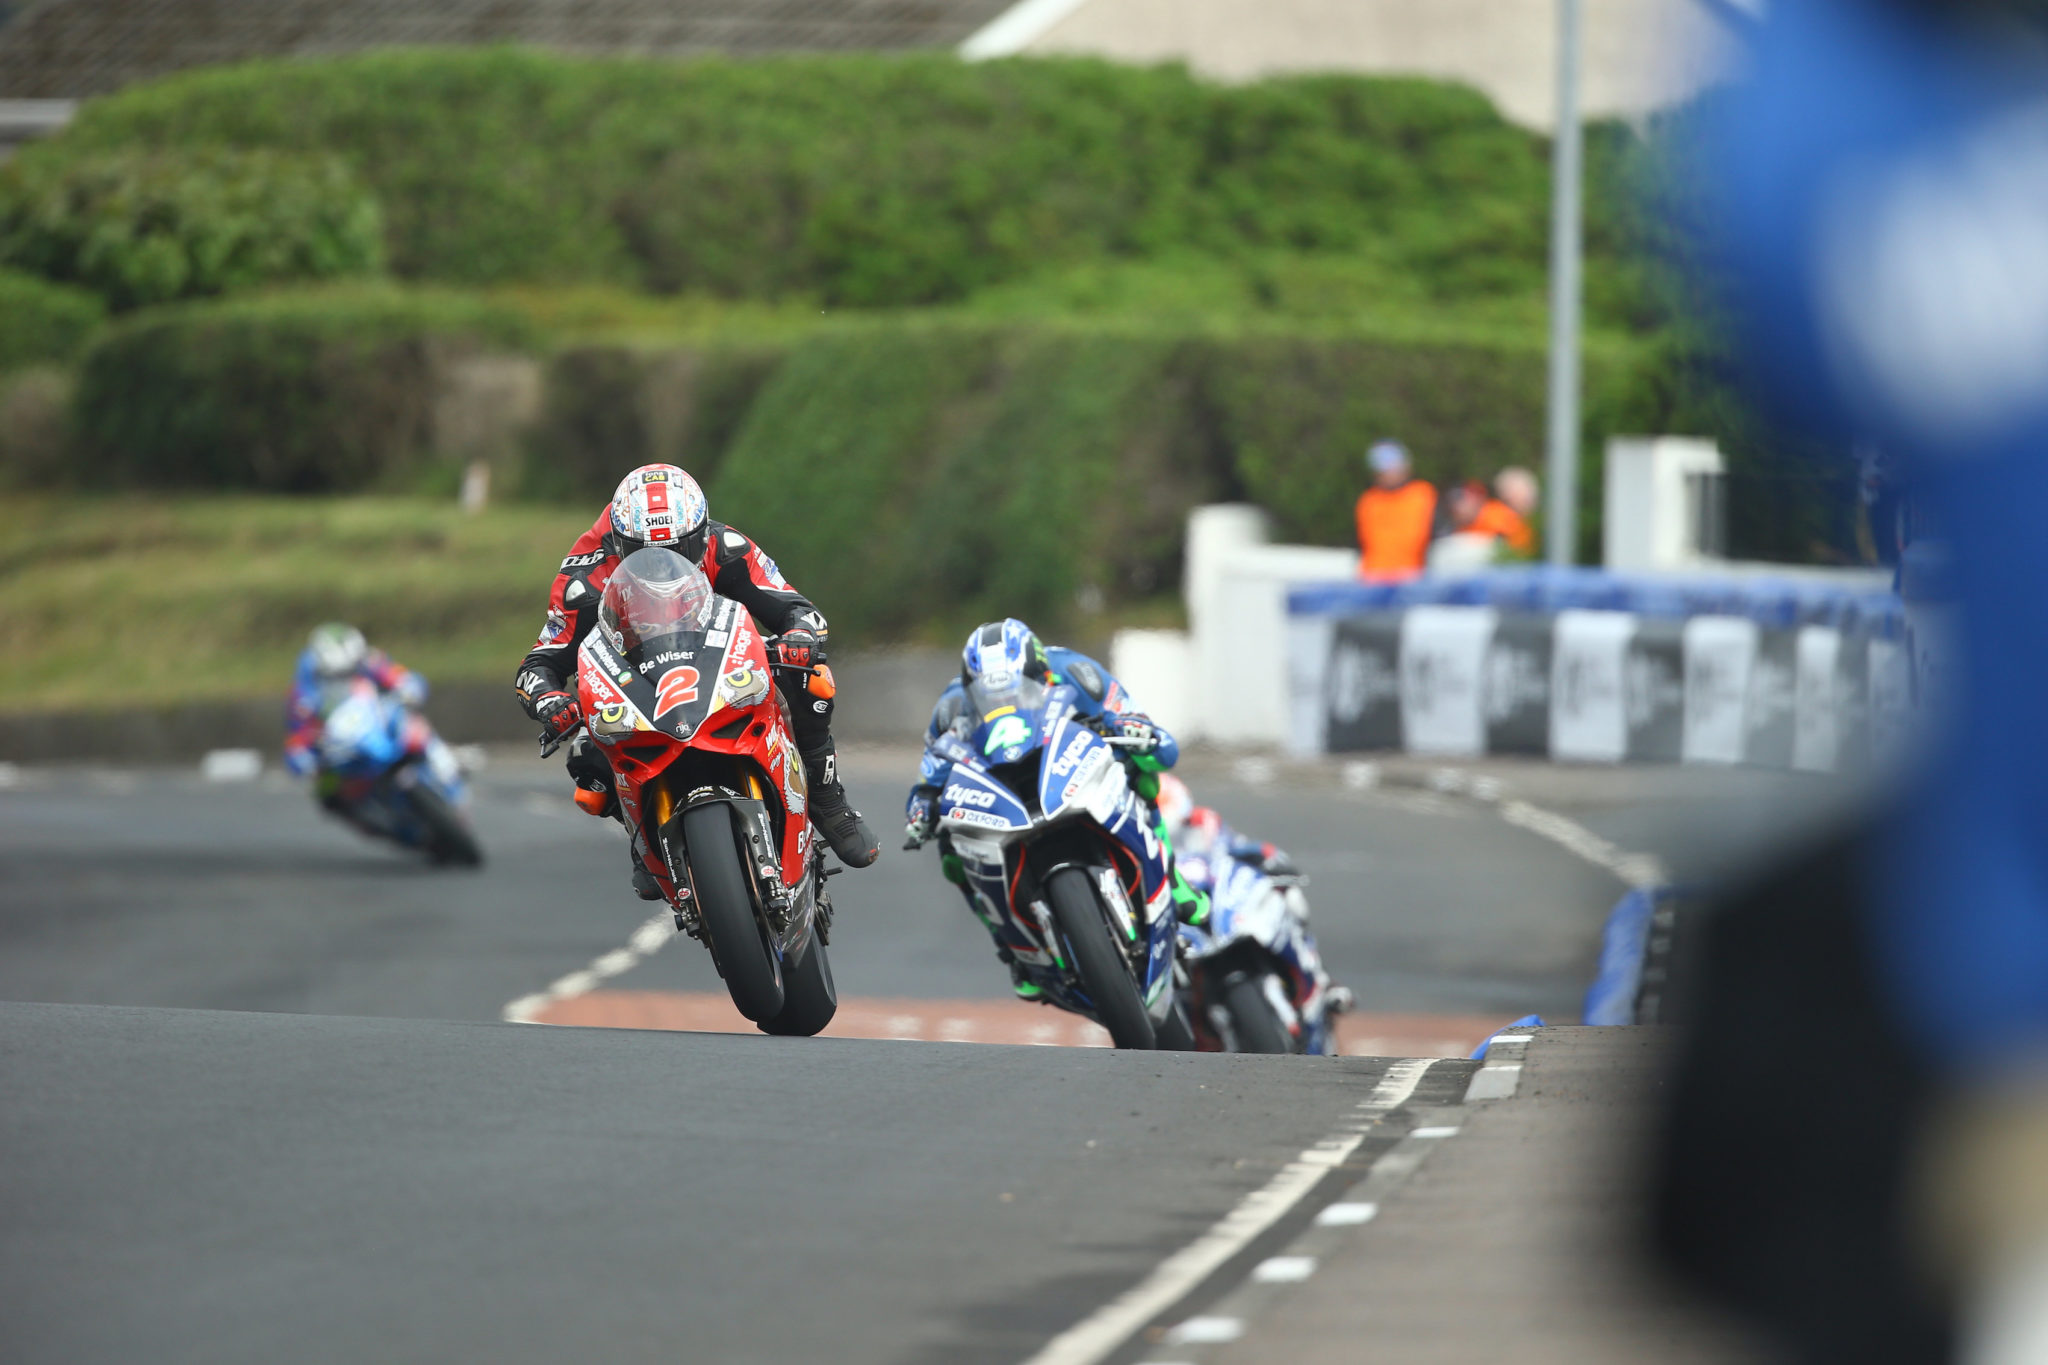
[1655,1,2048,1360]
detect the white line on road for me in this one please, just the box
[1020,1058,1436,1365]
[501,909,675,1024]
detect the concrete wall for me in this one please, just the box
[1021,0,1750,129]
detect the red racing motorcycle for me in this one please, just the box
[551,547,839,1035]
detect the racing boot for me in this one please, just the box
[804,748,879,868]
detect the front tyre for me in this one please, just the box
[759,930,837,1037]
[1222,972,1295,1054]
[1047,867,1155,1050]
[678,803,784,1023]
[411,784,483,867]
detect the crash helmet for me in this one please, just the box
[1155,773,1194,835]
[960,618,1050,691]
[307,623,367,679]
[609,464,710,562]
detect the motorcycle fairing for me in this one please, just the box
[938,688,1181,1021]
[313,680,468,847]
[576,592,813,900]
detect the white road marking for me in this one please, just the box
[1341,760,1379,791]
[500,910,675,1023]
[200,749,263,782]
[1020,1059,1435,1365]
[0,761,21,788]
[1498,798,1665,886]
[1465,1063,1525,1102]
[1315,1201,1378,1227]
[1409,1126,1462,1139]
[1251,1255,1318,1284]
[1166,1317,1244,1345]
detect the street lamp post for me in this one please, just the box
[1545,0,1584,566]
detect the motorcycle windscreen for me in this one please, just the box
[586,548,730,741]
[319,687,407,769]
[966,673,1047,766]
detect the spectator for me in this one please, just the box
[1354,440,1437,581]
[1466,468,1538,557]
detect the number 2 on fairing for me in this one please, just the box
[655,667,700,716]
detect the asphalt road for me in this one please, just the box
[0,745,1844,1364]
[0,999,1480,1365]
[0,745,1831,1027]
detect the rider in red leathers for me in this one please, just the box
[514,464,880,895]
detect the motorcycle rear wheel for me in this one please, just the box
[411,785,482,867]
[1222,972,1295,1054]
[677,803,785,1023]
[759,930,837,1037]
[1047,867,1155,1050]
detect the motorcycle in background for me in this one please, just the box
[313,680,482,867]
[919,675,1193,1050]
[1176,855,1340,1054]
[551,547,838,1037]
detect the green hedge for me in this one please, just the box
[72,287,540,492]
[515,319,1583,639]
[33,50,1581,310]
[0,148,383,310]
[0,267,104,371]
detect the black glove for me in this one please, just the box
[533,691,581,739]
[776,627,821,670]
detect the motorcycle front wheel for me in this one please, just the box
[411,785,482,868]
[1047,867,1155,1050]
[759,929,837,1037]
[677,803,785,1023]
[1222,972,1296,1054]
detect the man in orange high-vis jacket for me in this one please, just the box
[1467,467,1539,557]
[1355,441,1437,580]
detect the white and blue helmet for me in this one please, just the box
[961,618,1049,690]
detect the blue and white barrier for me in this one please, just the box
[1286,567,1911,772]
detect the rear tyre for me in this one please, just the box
[411,784,482,867]
[678,803,784,1022]
[1047,867,1155,1050]
[1222,972,1295,1054]
[760,929,837,1037]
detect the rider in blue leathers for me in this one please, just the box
[904,618,1207,999]
[283,622,428,807]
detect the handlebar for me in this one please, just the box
[538,720,586,759]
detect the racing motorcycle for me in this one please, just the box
[548,547,838,1037]
[314,680,481,866]
[921,676,1194,1050]
[1176,856,1339,1054]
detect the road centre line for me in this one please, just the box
[1371,764,1666,887]
[501,909,674,1024]
[1020,1058,1437,1365]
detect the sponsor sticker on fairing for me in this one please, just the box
[942,784,997,809]
[946,808,1012,829]
[1047,730,1093,778]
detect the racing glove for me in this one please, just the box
[904,787,938,850]
[776,627,821,670]
[1116,717,1161,754]
[532,691,582,740]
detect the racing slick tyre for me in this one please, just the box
[1047,867,1156,1050]
[678,803,784,1023]
[759,930,838,1037]
[1155,1000,1199,1052]
[411,785,483,868]
[1222,972,1295,1054]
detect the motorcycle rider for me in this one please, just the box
[284,622,428,811]
[514,464,880,898]
[903,618,1208,997]
[1155,773,1352,1028]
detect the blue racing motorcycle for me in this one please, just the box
[925,674,1190,1049]
[313,682,481,867]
